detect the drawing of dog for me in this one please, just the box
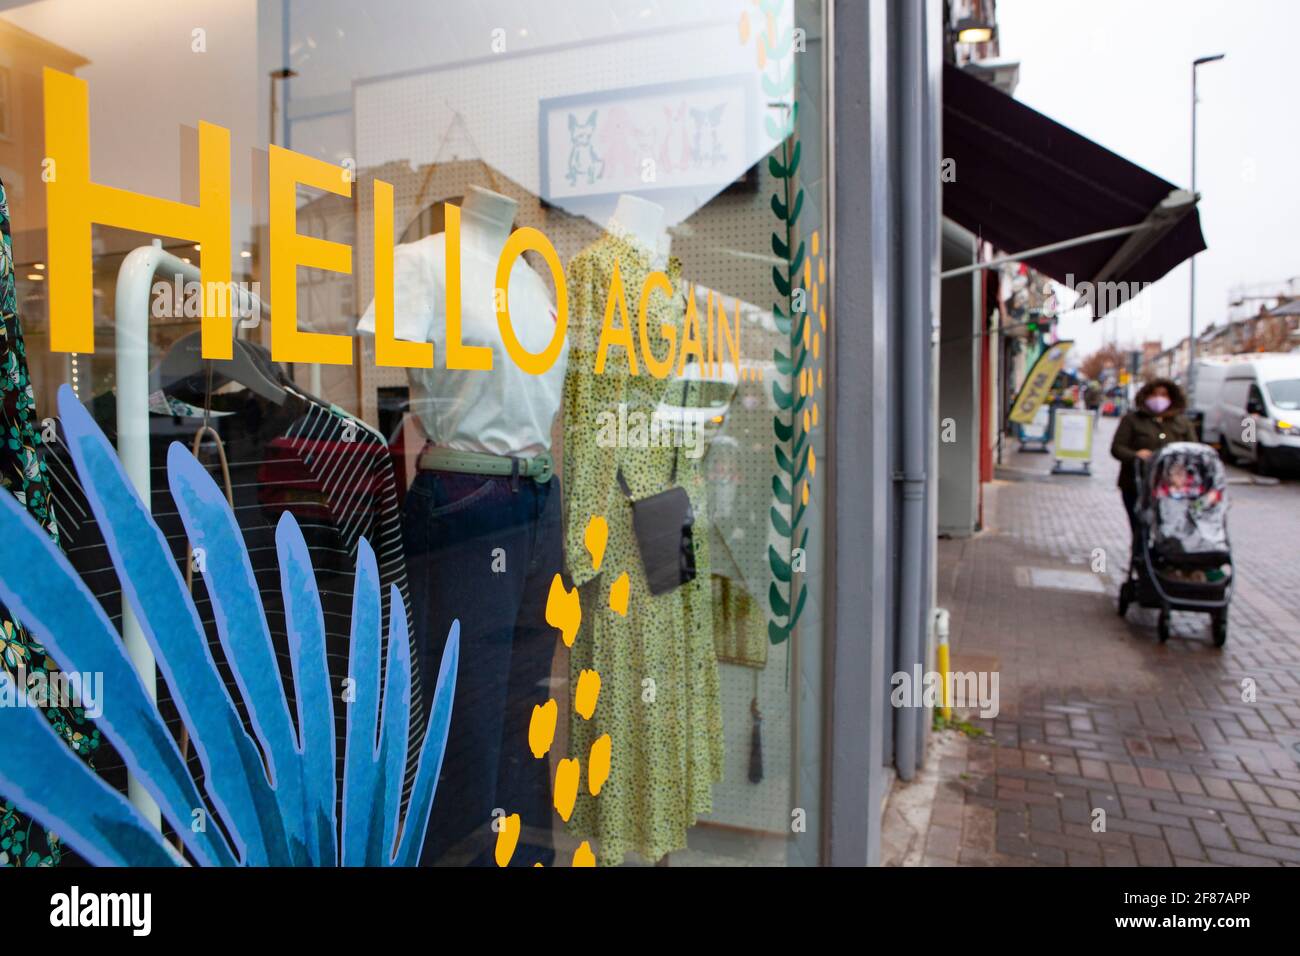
[566,110,605,186]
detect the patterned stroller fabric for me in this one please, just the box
[1142,442,1230,564]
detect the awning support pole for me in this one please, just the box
[939,223,1148,280]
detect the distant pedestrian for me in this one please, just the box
[1111,378,1197,529]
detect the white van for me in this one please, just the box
[1210,354,1300,474]
[1189,357,1235,441]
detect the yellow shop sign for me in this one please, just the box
[40,68,744,380]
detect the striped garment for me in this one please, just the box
[46,388,425,849]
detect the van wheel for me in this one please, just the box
[1217,436,1235,466]
[1253,447,1273,478]
[1157,610,1171,643]
[1212,610,1228,648]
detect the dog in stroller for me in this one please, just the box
[1118,442,1232,645]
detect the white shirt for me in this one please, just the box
[359,233,568,457]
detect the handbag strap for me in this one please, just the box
[617,450,678,500]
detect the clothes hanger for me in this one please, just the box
[156,330,288,406]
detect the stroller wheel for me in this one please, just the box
[1157,610,1171,643]
[1212,610,1228,648]
[1118,581,1132,617]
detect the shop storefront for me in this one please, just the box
[0,0,943,868]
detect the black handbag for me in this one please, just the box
[616,449,696,596]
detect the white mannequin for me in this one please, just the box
[608,194,668,264]
[654,231,673,272]
[357,184,569,457]
[460,185,517,257]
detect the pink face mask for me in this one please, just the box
[1145,396,1171,414]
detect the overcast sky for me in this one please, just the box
[997,0,1300,358]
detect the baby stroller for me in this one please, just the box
[1118,442,1233,646]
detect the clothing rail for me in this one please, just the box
[112,239,272,827]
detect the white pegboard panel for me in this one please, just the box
[340,13,823,839]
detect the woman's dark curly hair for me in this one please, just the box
[1135,377,1186,414]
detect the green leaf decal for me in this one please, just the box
[774,445,794,476]
[788,241,806,280]
[788,584,808,630]
[772,473,792,505]
[788,189,804,227]
[769,581,791,618]
[787,140,802,178]
[769,545,791,583]
[770,505,791,538]
[768,620,789,646]
[772,266,791,298]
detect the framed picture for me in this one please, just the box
[539,75,757,203]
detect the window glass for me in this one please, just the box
[0,0,830,867]
[1266,378,1300,411]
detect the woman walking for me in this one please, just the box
[1111,378,1198,529]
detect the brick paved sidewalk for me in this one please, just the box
[882,418,1300,866]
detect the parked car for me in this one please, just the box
[1209,354,1300,475]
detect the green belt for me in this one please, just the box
[417,445,554,483]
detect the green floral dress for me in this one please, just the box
[0,178,102,867]
[563,234,723,865]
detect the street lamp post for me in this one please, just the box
[1188,53,1225,404]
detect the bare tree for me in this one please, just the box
[1079,343,1126,381]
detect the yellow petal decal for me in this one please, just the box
[574,668,601,720]
[545,573,581,647]
[583,515,608,572]
[554,758,580,821]
[572,842,596,867]
[588,734,612,796]
[608,572,629,616]
[528,698,558,758]
[494,812,520,867]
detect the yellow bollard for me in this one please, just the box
[935,608,952,721]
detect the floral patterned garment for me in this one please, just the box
[563,233,723,865]
[0,178,101,867]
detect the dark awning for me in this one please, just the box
[942,62,1207,318]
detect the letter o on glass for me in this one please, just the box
[494,227,567,376]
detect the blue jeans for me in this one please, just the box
[402,468,561,866]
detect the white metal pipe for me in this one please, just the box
[113,241,269,827]
[939,223,1148,280]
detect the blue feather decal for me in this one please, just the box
[0,384,459,866]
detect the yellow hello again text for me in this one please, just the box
[41,67,739,378]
